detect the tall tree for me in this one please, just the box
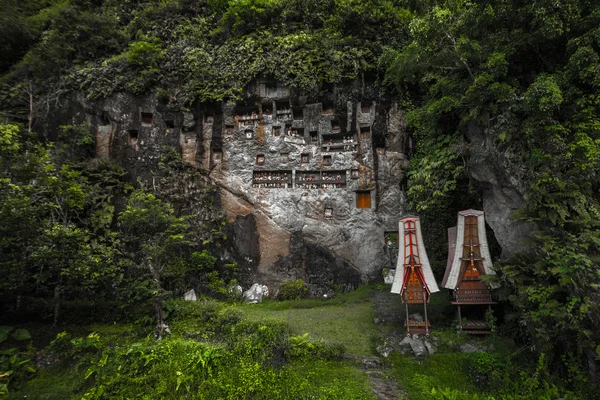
[119,190,190,337]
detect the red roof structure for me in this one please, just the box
[442,210,497,334]
[391,217,439,335]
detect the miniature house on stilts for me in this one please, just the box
[391,217,440,335]
[442,210,497,334]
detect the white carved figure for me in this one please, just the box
[243,283,270,303]
[184,289,197,301]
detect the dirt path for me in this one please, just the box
[342,289,410,399]
[344,354,408,400]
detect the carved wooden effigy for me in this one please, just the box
[391,217,440,335]
[442,210,497,334]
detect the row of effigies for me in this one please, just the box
[390,210,497,336]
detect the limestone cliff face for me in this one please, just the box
[466,122,536,258]
[78,80,410,294]
[76,79,532,294]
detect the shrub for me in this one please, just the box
[277,279,308,300]
[285,333,344,361]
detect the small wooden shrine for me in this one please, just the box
[391,217,440,335]
[442,209,497,334]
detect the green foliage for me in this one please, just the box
[48,331,102,364]
[382,0,600,379]
[277,279,308,300]
[0,327,35,397]
[286,333,344,361]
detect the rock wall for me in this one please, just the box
[78,80,410,294]
[76,79,533,295]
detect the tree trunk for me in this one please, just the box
[53,284,61,327]
[154,296,170,339]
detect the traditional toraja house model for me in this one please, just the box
[442,209,497,334]
[391,217,440,335]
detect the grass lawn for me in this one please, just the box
[234,286,377,356]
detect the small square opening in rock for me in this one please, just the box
[256,154,265,165]
[360,126,371,140]
[310,131,318,142]
[351,169,359,179]
[332,121,341,134]
[245,129,253,139]
[323,155,332,165]
[262,102,273,115]
[165,120,175,133]
[128,130,139,145]
[301,153,309,163]
[273,126,281,137]
[141,112,153,127]
[97,112,110,126]
[293,107,303,121]
[361,102,372,113]
[324,207,333,218]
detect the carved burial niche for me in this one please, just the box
[296,170,346,189]
[273,126,281,137]
[293,107,304,121]
[361,101,372,113]
[310,131,318,142]
[322,102,334,115]
[264,81,278,97]
[128,130,139,145]
[300,153,309,163]
[324,207,333,219]
[165,120,175,134]
[360,126,371,140]
[212,150,222,163]
[256,154,265,165]
[351,169,359,179]
[262,102,273,115]
[97,112,110,126]
[141,112,153,127]
[224,124,234,135]
[276,100,291,115]
[323,155,332,166]
[331,120,341,134]
[235,106,259,124]
[356,191,371,208]
[245,129,253,139]
[252,170,292,189]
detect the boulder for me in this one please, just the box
[228,284,243,297]
[383,269,395,284]
[184,289,197,301]
[243,283,270,303]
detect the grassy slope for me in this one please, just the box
[8,286,585,399]
[237,286,377,356]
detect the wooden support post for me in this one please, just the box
[423,292,429,336]
[405,296,410,336]
[457,304,463,333]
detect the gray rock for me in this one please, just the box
[183,289,197,301]
[424,339,436,355]
[410,313,424,322]
[383,269,395,284]
[459,343,480,353]
[243,283,270,303]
